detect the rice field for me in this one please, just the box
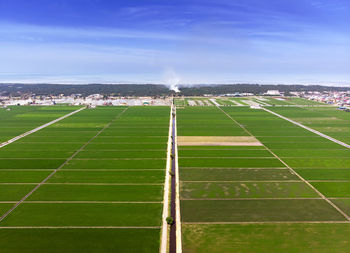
[0,106,170,253]
[177,106,350,253]
[175,96,328,107]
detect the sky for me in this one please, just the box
[0,0,349,85]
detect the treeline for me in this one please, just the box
[0,84,171,97]
[0,83,349,97]
[178,84,350,96]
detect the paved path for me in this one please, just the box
[159,105,173,253]
[0,107,86,149]
[0,108,128,223]
[217,106,350,221]
[263,107,350,149]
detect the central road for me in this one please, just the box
[169,105,182,253]
[169,107,177,253]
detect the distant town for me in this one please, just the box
[1,88,349,108]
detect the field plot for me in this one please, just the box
[0,106,80,143]
[178,106,350,252]
[268,106,350,145]
[0,106,170,252]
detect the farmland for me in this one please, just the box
[0,106,170,252]
[175,96,329,107]
[1,98,350,252]
[177,105,350,252]
[0,106,80,142]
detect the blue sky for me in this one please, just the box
[0,0,349,85]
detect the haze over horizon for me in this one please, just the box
[0,0,349,86]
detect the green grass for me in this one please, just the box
[0,106,80,141]
[0,106,170,252]
[268,106,350,145]
[177,107,248,136]
[1,203,162,226]
[48,170,165,183]
[283,158,350,169]
[273,149,350,158]
[0,203,17,216]
[180,182,318,199]
[76,150,166,158]
[0,228,160,253]
[0,185,35,201]
[0,171,52,183]
[0,159,65,169]
[84,143,167,150]
[0,150,75,158]
[311,182,350,197]
[180,168,296,181]
[181,199,346,222]
[296,169,350,180]
[1,143,83,151]
[28,184,163,201]
[332,199,350,216]
[63,159,166,169]
[182,223,350,253]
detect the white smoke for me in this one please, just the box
[164,69,181,93]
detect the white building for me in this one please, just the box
[265,90,281,96]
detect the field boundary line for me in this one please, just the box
[182,221,350,224]
[181,198,322,200]
[309,180,350,182]
[217,106,350,221]
[263,107,350,149]
[73,158,166,160]
[0,107,86,149]
[174,106,182,253]
[21,201,162,204]
[0,107,129,223]
[180,167,288,170]
[179,157,276,159]
[0,226,160,229]
[0,183,163,185]
[181,180,302,183]
[160,105,172,253]
[59,169,164,171]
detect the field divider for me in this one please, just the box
[180,167,288,170]
[182,221,350,224]
[0,226,161,229]
[181,180,302,183]
[180,198,323,200]
[21,201,163,204]
[159,105,173,253]
[217,106,350,221]
[174,106,182,253]
[0,182,163,185]
[0,107,86,149]
[262,107,350,149]
[0,107,129,224]
[179,157,276,159]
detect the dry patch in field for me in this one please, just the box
[177,136,263,146]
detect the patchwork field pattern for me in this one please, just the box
[269,106,350,145]
[176,96,327,108]
[179,106,350,252]
[0,106,80,143]
[1,102,349,252]
[0,106,170,253]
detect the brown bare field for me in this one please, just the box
[177,136,262,146]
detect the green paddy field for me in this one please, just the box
[177,105,350,253]
[1,100,350,252]
[0,106,170,253]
